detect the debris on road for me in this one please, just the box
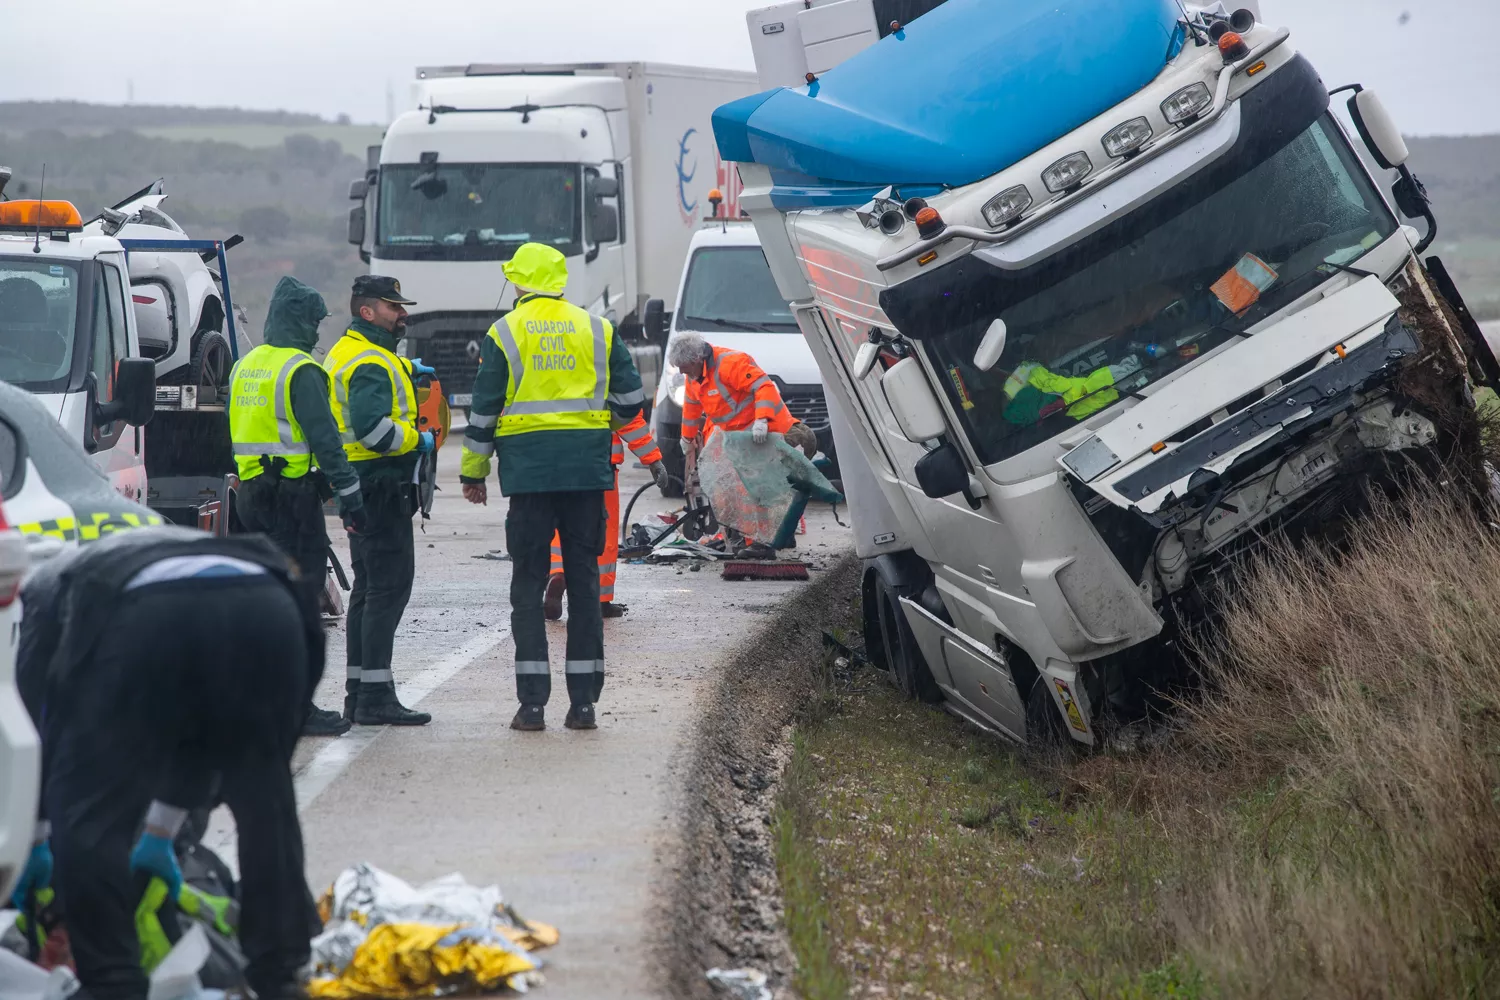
[722,561,809,582]
[308,864,557,997]
[705,967,772,1000]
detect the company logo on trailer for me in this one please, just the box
[676,127,742,226]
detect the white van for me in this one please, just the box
[646,221,836,492]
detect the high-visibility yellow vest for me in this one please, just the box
[490,295,612,438]
[228,343,317,481]
[325,330,418,462]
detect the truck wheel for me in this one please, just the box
[875,577,943,704]
[190,331,232,392]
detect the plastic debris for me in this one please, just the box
[705,967,772,1000]
[308,864,558,998]
[148,924,226,1000]
[696,430,837,544]
[0,943,79,1000]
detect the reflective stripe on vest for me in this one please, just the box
[228,345,316,480]
[491,297,613,437]
[325,331,418,461]
[707,350,786,425]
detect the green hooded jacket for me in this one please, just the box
[249,276,361,508]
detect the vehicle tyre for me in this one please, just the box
[1025,674,1073,751]
[875,577,943,704]
[189,330,232,392]
[658,433,685,498]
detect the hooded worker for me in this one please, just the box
[228,275,362,736]
[460,242,645,732]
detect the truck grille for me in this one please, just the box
[421,332,487,402]
[781,384,830,431]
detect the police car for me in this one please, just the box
[0,378,165,897]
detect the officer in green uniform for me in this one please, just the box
[460,243,645,732]
[228,275,364,737]
[325,275,435,727]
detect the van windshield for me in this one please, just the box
[678,246,798,333]
[903,114,1397,465]
[0,257,82,393]
[377,162,581,260]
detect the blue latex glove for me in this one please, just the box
[416,430,436,453]
[410,358,436,378]
[10,841,52,908]
[129,833,183,898]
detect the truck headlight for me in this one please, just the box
[667,368,687,408]
[1161,82,1213,124]
[980,185,1033,229]
[1042,152,1093,194]
[1102,117,1154,158]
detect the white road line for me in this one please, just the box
[203,629,508,874]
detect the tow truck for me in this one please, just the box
[723,0,1500,743]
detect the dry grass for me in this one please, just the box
[777,480,1500,998]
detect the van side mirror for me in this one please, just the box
[914,441,969,499]
[880,358,946,442]
[98,358,156,428]
[347,205,366,246]
[644,298,666,344]
[1347,89,1409,170]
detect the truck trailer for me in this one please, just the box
[348,61,759,412]
[721,0,1500,744]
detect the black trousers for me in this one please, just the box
[506,490,606,706]
[43,577,317,1000]
[236,473,327,609]
[346,478,416,685]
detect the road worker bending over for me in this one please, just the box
[14,525,323,1000]
[461,242,645,732]
[668,332,838,557]
[544,410,669,620]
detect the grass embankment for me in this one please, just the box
[778,486,1500,999]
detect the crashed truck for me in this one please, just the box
[718,0,1500,744]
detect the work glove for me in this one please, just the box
[410,358,436,378]
[130,833,184,899]
[416,430,436,453]
[751,418,769,444]
[10,840,52,908]
[341,503,369,535]
[649,460,670,490]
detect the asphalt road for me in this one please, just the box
[207,438,850,998]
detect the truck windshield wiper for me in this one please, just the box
[697,316,778,333]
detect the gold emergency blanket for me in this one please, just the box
[306,922,551,998]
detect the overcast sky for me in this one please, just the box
[0,0,1494,135]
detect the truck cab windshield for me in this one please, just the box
[377,162,582,260]
[0,258,82,393]
[895,114,1398,465]
[678,246,799,333]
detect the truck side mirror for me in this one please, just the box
[1347,90,1409,170]
[349,178,367,201]
[591,175,620,199]
[98,358,156,429]
[914,441,969,499]
[644,298,666,344]
[348,205,366,247]
[590,203,619,244]
[880,358,946,443]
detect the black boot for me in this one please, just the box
[600,601,626,619]
[354,683,431,726]
[511,704,545,731]
[564,702,597,730]
[303,703,351,737]
[343,679,359,720]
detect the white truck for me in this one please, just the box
[649,219,837,493]
[347,61,759,414]
[724,0,1500,743]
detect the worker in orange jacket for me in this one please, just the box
[667,332,823,558]
[545,411,666,619]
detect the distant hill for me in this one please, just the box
[0,100,334,131]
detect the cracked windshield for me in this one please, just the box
[0,258,80,392]
[927,114,1397,464]
[377,162,580,254]
[679,246,798,333]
